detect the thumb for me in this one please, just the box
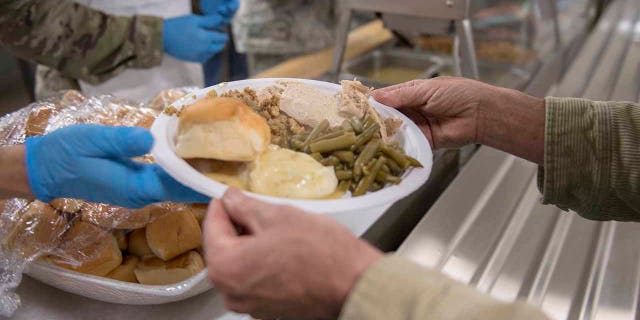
[203,199,239,249]
[68,124,154,158]
[197,14,225,29]
[372,79,431,109]
[221,188,270,233]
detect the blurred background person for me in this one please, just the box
[0,0,240,102]
[232,0,336,75]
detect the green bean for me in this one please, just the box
[335,170,353,180]
[309,132,356,153]
[303,119,330,151]
[353,157,385,196]
[376,171,402,184]
[381,146,410,169]
[386,157,404,175]
[292,133,309,141]
[349,117,364,134]
[406,155,423,168]
[381,164,391,174]
[368,182,383,192]
[320,156,340,167]
[333,151,355,165]
[337,180,352,193]
[354,123,380,147]
[362,114,374,128]
[310,152,323,162]
[387,140,401,150]
[362,158,378,176]
[341,120,353,132]
[353,139,380,178]
[312,129,346,142]
[290,139,305,151]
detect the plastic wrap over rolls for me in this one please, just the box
[0,88,207,316]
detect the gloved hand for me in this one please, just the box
[200,0,240,23]
[25,124,210,208]
[163,14,229,63]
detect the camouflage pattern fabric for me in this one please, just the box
[0,0,164,88]
[232,0,336,55]
[34,66,81,100]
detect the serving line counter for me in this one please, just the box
[397,0,640,319]
[7,0,604,318]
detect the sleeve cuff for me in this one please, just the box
[340,255,549,320]
[339,255,450,320]
[132,15,163,68]
[539,97,612,219]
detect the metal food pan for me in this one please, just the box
[340,49,446,88]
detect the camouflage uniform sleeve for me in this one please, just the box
[0,0,164,85]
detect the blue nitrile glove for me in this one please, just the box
[200,0,239,23]
[163,14,229,63]
[25,124,210,208]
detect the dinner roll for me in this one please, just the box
[80,203,176,230]
[80,203,152,230]
[127,228,154,257]
[146,208,201,261]
[106,255,139,283]
[54,221,122,276]
[134,251,204,285]
[176,97,270,161]
[50,198,84,213]
[7,201,66,258]
[113,230,128,251]
[190,204,207,224]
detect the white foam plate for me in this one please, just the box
[151,78,433,216]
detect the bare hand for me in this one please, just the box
[373,77,545,164]
[203,189,383,319]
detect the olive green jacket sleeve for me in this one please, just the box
[340,255,549,320]
[0,0,163,84]
[538,97,640,221]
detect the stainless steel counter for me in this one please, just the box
[397,0,640,319]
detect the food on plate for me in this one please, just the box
[187,158,250,190]
[6,201,66,258]
[249,146,338,199]
[106,255,139,283]
[173,80,422,198]
[49,198,84,213]
[145,209,202,261]
[128,228,155,257]
[133,251,205,285]
[219,87,306,147]
[176,97,271,161]
[53,221,123,277]
[279,82,344,127]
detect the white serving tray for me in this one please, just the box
[24,78,432,305]
[25,262,210,305]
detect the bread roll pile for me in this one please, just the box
[0,90,207,286]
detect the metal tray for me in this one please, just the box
[340,49,445,88]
